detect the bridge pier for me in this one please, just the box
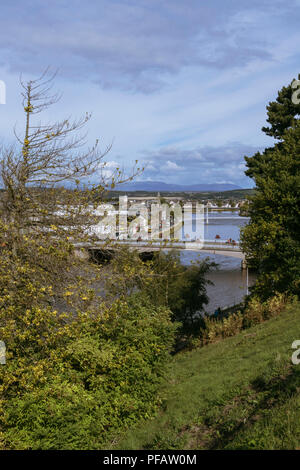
[205,207,209,224]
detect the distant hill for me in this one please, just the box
[115,181,242,192]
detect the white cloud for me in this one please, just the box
[163,160,183,171]
[0,0,299,188]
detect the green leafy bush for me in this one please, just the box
[192,293,290,349]
[0,293,176,449]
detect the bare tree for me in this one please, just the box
[0,70,140,250]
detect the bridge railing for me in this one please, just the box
[77,238,241,251]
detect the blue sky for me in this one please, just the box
[0,0,299,188]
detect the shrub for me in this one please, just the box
[0,294,176,449]
[106,248,215,332]
[243,297,265,328]
[200,312,244,345]
[195,293,289,348]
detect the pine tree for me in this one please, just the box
[241,76,300,299]
[261,74,300,139]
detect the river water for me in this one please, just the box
[179,211,256,313]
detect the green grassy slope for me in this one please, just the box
[114,302,300,450]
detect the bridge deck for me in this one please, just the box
[75,239,245,259]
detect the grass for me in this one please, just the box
[112,301,300,450]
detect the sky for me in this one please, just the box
[0,0,299,188]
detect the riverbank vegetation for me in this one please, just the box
[0,73,299,450]
[0,73,176,449]
[0,73,212,449]
[104,248,215,343]
[115,300,300,450]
